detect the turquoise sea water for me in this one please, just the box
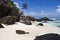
[48,19,60,26]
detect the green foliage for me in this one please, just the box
[9,0,19,11]
[10,1,16,7]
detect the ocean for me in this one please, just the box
[48,19,60,27]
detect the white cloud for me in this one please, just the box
[24,11,35,16]
[57,5,60,8]
[24,10,59,18]
[14,2,20,8]
[56,5,60,13]
[56,8,60,13]
[24,11,51,17]
[24,11,51,16]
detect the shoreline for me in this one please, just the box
[0,21,60,40]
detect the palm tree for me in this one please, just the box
[22,3,28,10]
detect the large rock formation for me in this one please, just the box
[20,15,35,21]
[0,16,17,25]
[0,4,10,18]
[40,17,52,21]
[0,0,35,25]
[0,0,11,18]
[0,0,21,22]
[25,16,35,21]
[34,33,60,40]
[20,16,34,25]
[35,17,53,22]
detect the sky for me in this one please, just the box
[13,0,60,18]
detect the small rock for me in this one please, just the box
[22,20,32,25]
[34,33,60,40]
[0,23,4,28]
[16,30,29,34]
[58,26,60,27]
[37,23,43,26]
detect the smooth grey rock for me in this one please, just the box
[16,30,29,34]
[34,33,60,40]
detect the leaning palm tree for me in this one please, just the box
[22,3,28,10]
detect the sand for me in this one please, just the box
[0,21,60,40]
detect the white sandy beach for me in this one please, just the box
[0,21,60,40]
